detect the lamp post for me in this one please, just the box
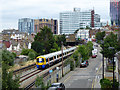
[61,41,64,77]
[101,40,104,79]
[109,47,115,88]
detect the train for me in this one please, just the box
[36,47,76,69]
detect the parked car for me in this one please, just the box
[80,60,89,67]
[48,83,65,90]
[92,54,97,58]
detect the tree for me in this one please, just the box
[95,31,105,43]
[72,51,81,67]
[87,41,93,56]
[86,26,91,29]
[33,26,55,54]
[35,76,41,87]
[28,52,36,60]
[2,50,20,89]
[21,48,37,57]
[78,45,89,61]
[54,34,66,47]
[11,52,17,58]
[101,32,119,60]
[2,50,14,66]
[35,75,45,89]
[31,41,45,55]
[100,78,119,88]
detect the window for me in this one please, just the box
[46,58,48,62]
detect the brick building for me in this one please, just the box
[34,18,58,34]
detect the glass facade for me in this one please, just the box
[110,0,120,27]
[60,8,92,34]
[18,18,34,34]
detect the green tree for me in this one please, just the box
[101,32,119,60]
[72,51,81,67]
[35,75,45,89]
[100,78,119,89]
[21,48,37,57]
[31,41,45,55]
[11,52,17,58]
[87,41,93,56]
[2,50,14,66]
[2,50,20,89]
[33,26,55,54]
[54,34,66,47]
[95,31,105,43]
[78,45,89,61]
[35,76,41,87]
[86,26,91,29]
[28,52,36,60]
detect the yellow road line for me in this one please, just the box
[63,75,72,83]
[91,63,102,90]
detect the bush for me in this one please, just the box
[21,48,37,57]
[70,58,75,71]
[100,78,112,88]
[35,76,45,88]
[28,52,36,60]
[100,78,119,89]
[2,50,15,66]
[11,52,17,58]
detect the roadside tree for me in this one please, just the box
[101,32,119,60]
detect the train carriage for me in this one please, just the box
[36,47,76,69]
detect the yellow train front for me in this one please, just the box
[36,56,47,69]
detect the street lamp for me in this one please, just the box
[108,47,115,88]
[61,41,64,77]
[101,40,104,79]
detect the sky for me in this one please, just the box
[0,0,110,32]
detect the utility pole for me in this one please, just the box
[61,41,63,77]
[101,40,104,79]
[109,47,115,88]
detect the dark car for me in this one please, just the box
[80,60,89,67]
[48,83,65,90]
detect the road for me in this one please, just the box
[62,44,103,89]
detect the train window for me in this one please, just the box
[49,57,53,61]
[37,58,39,62]
[60,54,62,57]
[37,58,44,62]
[46,58,48,62]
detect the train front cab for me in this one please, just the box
[36,56,46,69]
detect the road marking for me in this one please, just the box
[91,63,102,89]
[63,75,72,83]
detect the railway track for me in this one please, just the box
[23,64,62,90]
[13,63,36,75]
[19,69,42,83]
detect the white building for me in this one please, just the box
[60,8,92,34]
[76,29,89,40]
[60,8,101,34]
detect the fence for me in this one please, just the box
[37,64,70,88]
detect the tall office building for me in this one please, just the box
[34,19,58,34]
[18,18,34,34]
[60,8,101,34]
[110,0,120,27]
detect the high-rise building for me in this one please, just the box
[110,0,120,27]
[34,19,58,34]
[18,18,34,34]
[60,8,101,34]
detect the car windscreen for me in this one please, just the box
[51,84,59,87]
